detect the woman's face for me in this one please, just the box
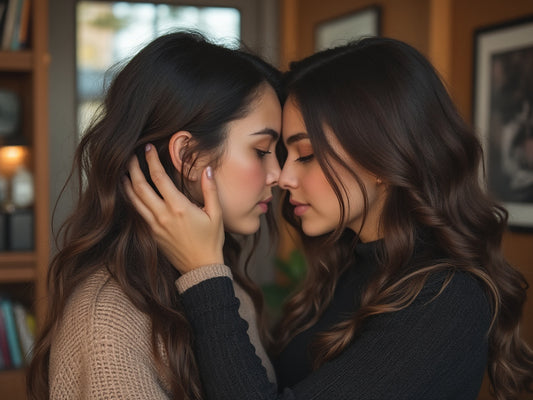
[213,85,282,235]
[279,98,387,241]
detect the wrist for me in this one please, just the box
[175,264,232,294]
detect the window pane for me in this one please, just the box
[76,1,241,134]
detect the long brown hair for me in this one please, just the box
[27,31,281,400]
[276,37,532,399]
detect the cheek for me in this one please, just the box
[216,158,266,235]
[232,158,265,192]
[217,157,265,206]
[302,167,336,202]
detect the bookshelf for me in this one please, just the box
[0,0,49,399]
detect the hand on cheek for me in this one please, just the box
[124,144,225,273]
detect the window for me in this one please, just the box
[76,1,241,133]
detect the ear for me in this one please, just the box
[169,131,201,181]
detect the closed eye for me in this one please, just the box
[296,154,314,163]
[256,149,272,158]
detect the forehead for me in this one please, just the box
[282,98,308,143]
[281,98,348,159]
[225,84,281,142]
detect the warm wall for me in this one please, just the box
[280,0,429,68]
[450,3,533,398]
[450,0,533,118]
[450,0,533,392]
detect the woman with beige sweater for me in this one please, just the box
[27,31,282,399]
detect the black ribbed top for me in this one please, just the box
[181,239,491,400]
[275,240,379,388]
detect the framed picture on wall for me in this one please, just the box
[473,16,533,231]
[314,6,381,52]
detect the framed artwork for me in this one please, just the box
[315,6,380,52]
[473,16,533,230]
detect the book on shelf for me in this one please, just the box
[0,297,23,368]
[0,0,31,51]
[0,2,6,47]
[0,307,12,369]
[13,0,29,49]
[0,297,35,370]
[13,301,34,360]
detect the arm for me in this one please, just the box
[178,270,490,400]
[49,273,171,399]
[83,325,171,399]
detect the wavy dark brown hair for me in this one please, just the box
[27,31,281,400]
[275,37,533,399]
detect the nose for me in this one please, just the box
[266,155,281,186]
[279,163,297,190]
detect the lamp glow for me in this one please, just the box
[0,146,30,177]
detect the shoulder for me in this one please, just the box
[53,269,152,357]
[421,269,489,307]
[49,269,150,392]
[411,268,492,335]
[49,269,172,399]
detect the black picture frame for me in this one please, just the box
[473,15,533,231]
[314,5,381,52]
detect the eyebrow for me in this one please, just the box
[251,128,279,141]
[285,132,309,146]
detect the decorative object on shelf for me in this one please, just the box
[0,138,33,251]
[314,6,381,52]
[0,210,5,252]
[1,166,34,251]
[473,15,533,231]
[0,172,5,251]
[10,165,33,208]
[0,85,32,250]
[5,207,33,251]
[0,173,6,204]
[0,145,28,177]
[0,88,20,143]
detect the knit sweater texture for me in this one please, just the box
[48,268,274,399]
[178,240,491,400]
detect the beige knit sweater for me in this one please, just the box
[49,268,274,399]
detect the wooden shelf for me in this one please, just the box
[0,253,36,283]
[0,0,48,398]
[0,369,27,400]
[0,252,35,265]
[0,51,32,71]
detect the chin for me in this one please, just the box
[301,221,334,237]
[225,218,261,236]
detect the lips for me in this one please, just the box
[289,198,310,216]
[258,197,272,213]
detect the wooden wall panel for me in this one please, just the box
[280,0,429,68]
[449,6,533,396]
[450,0,533,118]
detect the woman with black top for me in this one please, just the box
[125,37,533,399]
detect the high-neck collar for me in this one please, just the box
[354,239,382,263]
